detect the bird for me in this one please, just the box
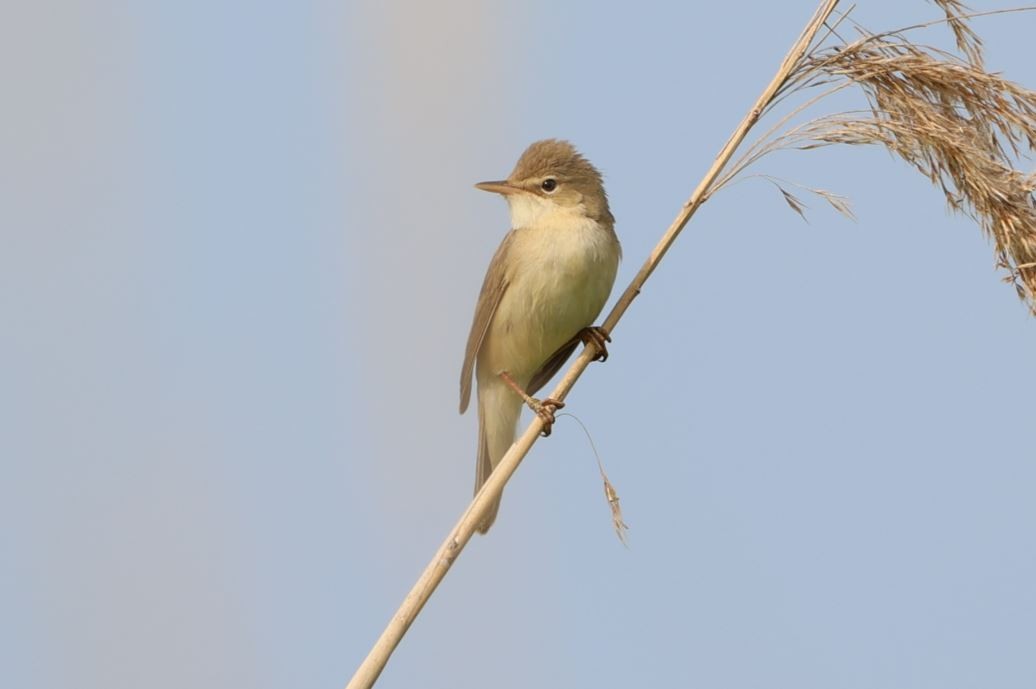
[459,139,621,534]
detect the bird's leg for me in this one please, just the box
[578,325,612,362]
[497,371,565,437]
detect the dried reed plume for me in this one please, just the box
[719,1,1036,312]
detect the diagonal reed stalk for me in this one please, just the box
[347,1,1035,686]
[346,2,840,687]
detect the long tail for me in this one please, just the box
[474,379,522,534]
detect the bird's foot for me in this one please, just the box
[578,326,612,362]
[498,371,566,437]
[528,397,565,437]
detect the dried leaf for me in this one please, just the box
[602,475,629,548]
[780,187,810,222]
[562,413,631,547]
[813,188,858,221]
[930,0,985,68]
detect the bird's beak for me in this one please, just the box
[474,180,521,196]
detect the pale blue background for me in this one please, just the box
[3,2,1034,688]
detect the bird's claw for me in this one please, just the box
[530,397,565,436]
[578,326,612,362]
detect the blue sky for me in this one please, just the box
[3,2,1034,688]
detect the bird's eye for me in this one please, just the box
[540,178,558,193]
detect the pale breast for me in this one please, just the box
[478,213,619,384]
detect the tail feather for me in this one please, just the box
[474,379,521,534]
[474,408,500,533]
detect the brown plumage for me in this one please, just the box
[460,140,621,533]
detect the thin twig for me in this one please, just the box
[343,2,841,687]
[559,412,630,546]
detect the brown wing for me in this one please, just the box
[526,337,580,397]
[459,232,514,413]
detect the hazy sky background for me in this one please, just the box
[3,1,1034,688]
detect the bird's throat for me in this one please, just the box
[506,193,587,230]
